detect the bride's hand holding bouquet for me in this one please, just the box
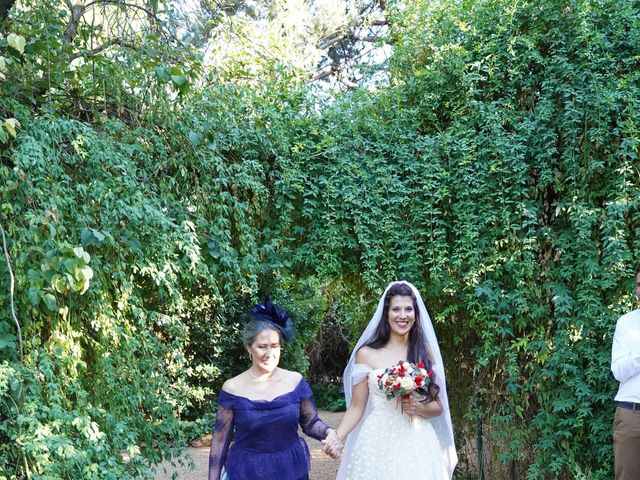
[377,360,440,420]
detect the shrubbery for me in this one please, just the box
[1,0,639,478]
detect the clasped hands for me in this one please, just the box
[321,428,343,458]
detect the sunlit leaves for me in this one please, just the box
[0,0,638,479]
[7,33,26,54]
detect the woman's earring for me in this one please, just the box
[249,353,253,361]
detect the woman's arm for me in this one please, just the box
[297,378,341,458]
[208,402,234,480]
[299,396,330,440]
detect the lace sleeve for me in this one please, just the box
[299,394,330,441]
[208,401,234,480]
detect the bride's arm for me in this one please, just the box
[334,349,372,444]
[335,377,369,443]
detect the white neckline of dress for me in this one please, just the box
[354,363,393,373]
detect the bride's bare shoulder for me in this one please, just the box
[355,346,376,365]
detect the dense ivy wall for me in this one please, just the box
[0,7,322,472]
[279,1,640,477]
[1,0,639,479]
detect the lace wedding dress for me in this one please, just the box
[341,369,448,480]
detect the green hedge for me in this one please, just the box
[1,0,639,478]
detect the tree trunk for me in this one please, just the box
[0,0,16,21]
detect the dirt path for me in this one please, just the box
[154,411,344,480]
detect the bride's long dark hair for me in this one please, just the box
[363,282,440,399]
[363,282,431,364]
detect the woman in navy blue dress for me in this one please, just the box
[208,299,341,480]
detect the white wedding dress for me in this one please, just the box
[341,369,448,480]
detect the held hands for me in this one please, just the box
[321,428,343,459]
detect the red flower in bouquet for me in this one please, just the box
[376,360,435,401]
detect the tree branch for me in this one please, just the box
[352,34,381,43]
[0,222,23,364]
[65,2,86,43]
[336,70,358,89]
[311,68,333,83]
[316,15,387,50]
[317,31,349,51]
[84,0,159,20]
[65,0,182,46]
[70,37,138,60]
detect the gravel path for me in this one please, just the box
[154,411,344,480]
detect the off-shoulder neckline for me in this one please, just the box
[220,377,305,403]
[353,363,386,372]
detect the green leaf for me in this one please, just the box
[68,273,83,292]
[27,287,41,305]
[155,66,171,83]
[51,274,67,293]
[42,293,57,311]
[7,33,26,54]
[79,265,94,282]
[80,227,94,247]
[72,246,90,263]
[2,118,20,138]
[171,74,187,86]
[63,258,77,274]
[188,131,202,146]
[0,334,17,350]
[81,227,111,247]
[170,66,187,86]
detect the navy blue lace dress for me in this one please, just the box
[208,377,330,480]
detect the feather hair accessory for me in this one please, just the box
[250,297,294,341]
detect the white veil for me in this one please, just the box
[337,280,457,479]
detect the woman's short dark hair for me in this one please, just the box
[636,263,640,276]
[242,320,283,347]
[363,282,431,365]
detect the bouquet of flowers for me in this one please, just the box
[377,360,435,402]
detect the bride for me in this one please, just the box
[331,281,457,479]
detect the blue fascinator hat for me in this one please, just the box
[250,297,295,341]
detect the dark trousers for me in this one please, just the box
[613,407,640,480]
